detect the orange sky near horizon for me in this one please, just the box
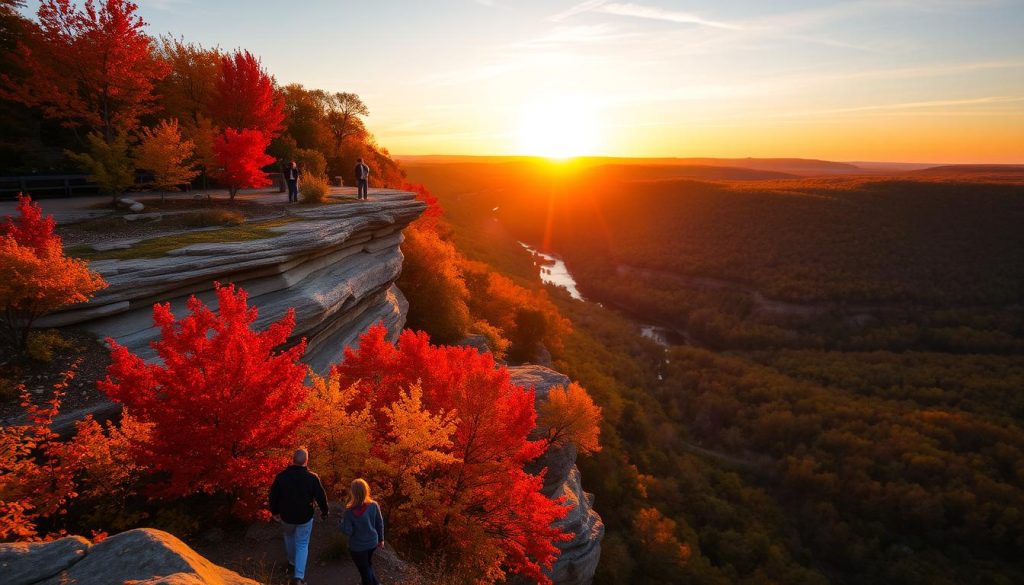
[48,0,1024,164]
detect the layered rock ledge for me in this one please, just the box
[509,365,604,585]
[42,190,425,374]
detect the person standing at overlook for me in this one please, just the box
[355,158,371,200]
[269,448,330,585]
[286,161,301,203]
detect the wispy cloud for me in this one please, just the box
[808,96,1024,116]
[552,1,741,30]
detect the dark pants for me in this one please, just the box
[350,548,379,585]
[287,179,298,202]
[357,178,368,199]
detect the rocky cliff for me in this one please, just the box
[0,529,258,585]
[42,190,426,374]
[509,365,604,585]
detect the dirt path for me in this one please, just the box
[194,506,417,585]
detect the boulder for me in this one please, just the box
[0,536,90,585]
[38,529,258,585]
[130,202,145,212]
[509,365,604,585]
[1,530,256,585]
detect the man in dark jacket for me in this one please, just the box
[354,158,370,200]
[269,448,329,585]
[286,161,300,203]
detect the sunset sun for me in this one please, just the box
[516,97,600,160]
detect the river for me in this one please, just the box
[519,242,686,348]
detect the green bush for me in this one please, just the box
[300,175,331,204]
[25,330,73,363]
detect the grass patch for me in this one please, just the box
[72,218,299,260]
[178,209,246,227]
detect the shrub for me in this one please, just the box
[178,209,245,228]
[0,195,107,351]
[25,330,73,363]
[299,174,331,204]
[295,148,327,179]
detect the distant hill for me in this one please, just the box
[914,164,1024,175]
[397,155,862,176]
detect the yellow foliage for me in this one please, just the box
[297,373,373,497]
[135,118,198,192]
[538,382,602,455]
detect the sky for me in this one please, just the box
[23,0,1024,162]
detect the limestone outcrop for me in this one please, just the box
[0,529,257,585]
[42,190,425,374]
[509,365,604,585]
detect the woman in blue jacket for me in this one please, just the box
[342,478,385,585]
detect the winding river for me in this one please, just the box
[519,242,685,348]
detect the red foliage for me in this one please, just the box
[400,182,443,232]
[209,50,284,137]
[211,128,274,199]
[98,283,309,518]
[0,369,78,541]
[2,194,59,254]
[334,325,570,583]
[1,0,169,138]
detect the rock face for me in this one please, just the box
[509,365,604,585]
[42,190,425,375]
[0,529,257,585]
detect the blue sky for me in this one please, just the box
[21,0,1024,161]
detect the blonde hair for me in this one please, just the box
[347,478,373,509]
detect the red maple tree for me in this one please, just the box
[2,193,59,254]
[334,325,570,583]
[211,128,274,200]
[98,283,309,518]
[208,50,285,137]
[1,0,169,140]
[0,195,106,350]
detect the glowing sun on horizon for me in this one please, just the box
[516,97,600,160]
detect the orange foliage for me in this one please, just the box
[633,507,692,572]
[0,370,78,541]
[463,261,572,362]
[0,195,106,350]
[397,225,471,343]
[332,325,570,584]
[538,382,602,455]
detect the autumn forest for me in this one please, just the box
[2,1,1024,585]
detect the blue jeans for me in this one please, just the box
[282,518,314,579]
[357,179,368,199]
[287,179,298,202]
[350,547,379,585]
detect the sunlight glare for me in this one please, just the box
[516,97,600,160]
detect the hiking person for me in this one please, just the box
[342,478,385,585]
[355,158,370,200]
[269,448,329,585]
[286,161,300,203]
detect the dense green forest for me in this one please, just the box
[405,161,1024,354]
[406,159,1024,584]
